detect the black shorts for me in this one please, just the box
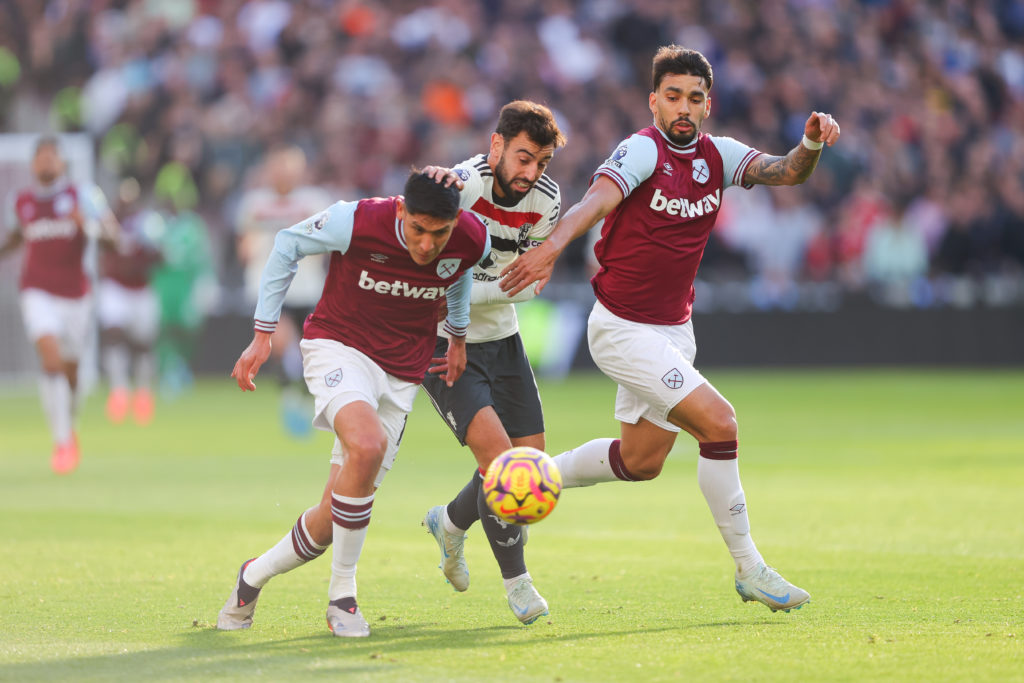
[422,334,544,446]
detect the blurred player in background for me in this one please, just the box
[419,100,565,625]
[98,178,163,425]
[502,46,841,613]
[150,178,215,397]
[0,136,120,474]
[236,144,333,437]
[217,170,490,638]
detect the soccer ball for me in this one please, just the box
[483,446,562,525]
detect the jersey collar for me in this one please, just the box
[653,123,699,158]
[394,213,406,249]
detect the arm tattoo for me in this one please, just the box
[743,145,821,186]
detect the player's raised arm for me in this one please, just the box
[743,112,841,187]
[500,175,622,296]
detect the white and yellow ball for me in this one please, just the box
[482,446,562,525]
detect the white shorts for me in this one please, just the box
[97,279,159,343]
[300,338,418,488]
[587,300,707,432]
[19,288,93,360]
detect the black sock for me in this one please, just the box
[329,596,358,613]
[476,482,527,579]
[446,469,483,530]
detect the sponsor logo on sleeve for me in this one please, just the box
[607,144,628,168]
[456,168,470,181]
[305,211,328,234]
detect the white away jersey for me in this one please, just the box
[445,154,561,343]
[237,185,334,307]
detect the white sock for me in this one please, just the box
[552,438,618,487]
[244,512,328,588]
[503,571,531,593]
[328,492,374,601]
[697,456,764,577]
[442,506,465,535]
[104,345,131,391]
[38,372,72,445]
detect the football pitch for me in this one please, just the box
[1,369,1021,682]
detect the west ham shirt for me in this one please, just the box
[254,197,490,383]
[6,180,111,298]
[592,126,761,325]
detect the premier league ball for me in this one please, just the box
[482,447,562,525]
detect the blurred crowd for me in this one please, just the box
[2,0,1023,313]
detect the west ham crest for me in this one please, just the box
[436,258,461,278]
[692,159,710,184]
[325,368,343,387]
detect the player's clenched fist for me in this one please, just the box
[806,112,840,147]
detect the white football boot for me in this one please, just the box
[735,563,810,613]
[422,505,470,591]
[326,597,370,638]
[216,559,261,630]
[506,576,549,625]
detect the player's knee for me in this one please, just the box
[305,506,333,544]
[703,403,737,442]
[344,432,388,467]
[621,443,671,480]
[629,459,664,481]
[40,360,63,374]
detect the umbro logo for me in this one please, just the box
[370,253,388,263]
[662,162,674,176]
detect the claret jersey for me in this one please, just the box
[6,180,111,298]
[592,126,761,325]
[448,154,560,343]
[254,197,490,383]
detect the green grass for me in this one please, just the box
[1,369,1022,681]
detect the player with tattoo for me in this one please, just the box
[501,45,840,613]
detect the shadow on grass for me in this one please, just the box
[0,617,767,680]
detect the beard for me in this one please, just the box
[662,116,699,146]
[494,157,532,203]
[36,170,59,185]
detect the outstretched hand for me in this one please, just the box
[231,332,273,391]
[427,336,466,387]
[500,241,557,297]
[805,112,841,147]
